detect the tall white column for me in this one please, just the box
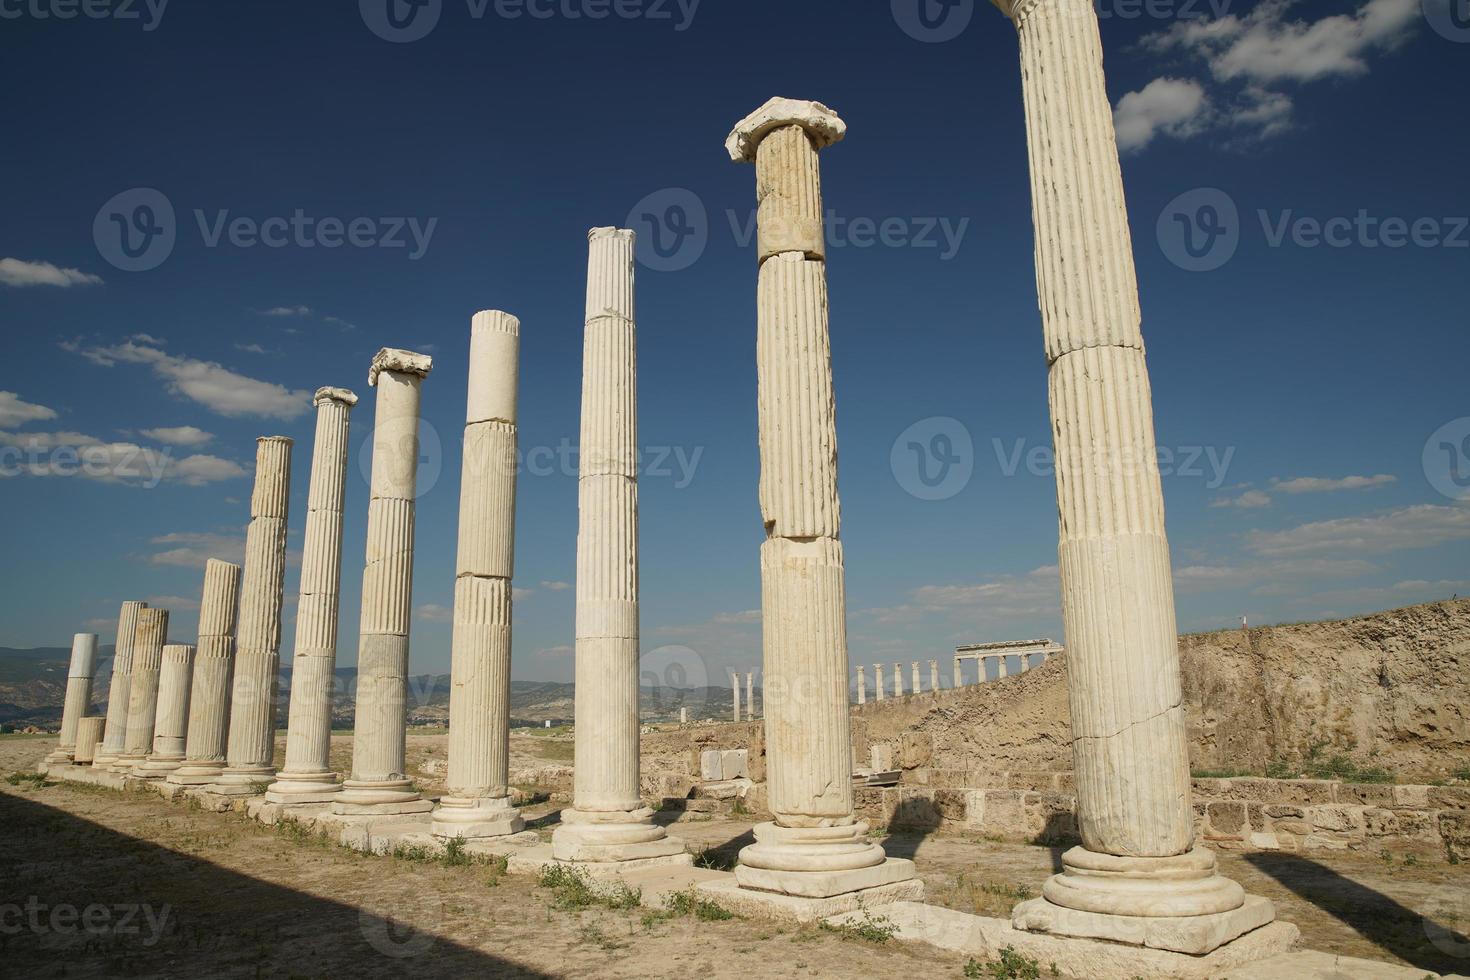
[92,601,145,767]
[953,657,963,689]
[115,607,168,773]
[892,662,904,697]
[911,662,921,694]
[74,717,105,765]
[433,310,525,839]
[731,673,742,723]
[728,98,914,899]
[930,660,940,692]
[745,672,755,720]
[873,663,885,701]
[215,437,292,795]
[856,666,866,705]
[268,387,358,804]
[46,633,99,764]
[137,643,194,777]
[170,560,241,785]
[552,227,684,865]
[994,0,1274,953]
[335,349,434,815]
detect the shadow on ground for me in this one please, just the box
[1243,850,1470,975]
[0,789,554,978]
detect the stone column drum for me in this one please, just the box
[115,608,169,773]
[892,662,903,697]
[92,601,146,767]
[856,666,866,705]
[137,643,195,777]
[873,663,885,702]
[731,673,742,723]
[267,387,358,804]
[930,660,940,692]
[551,228,685,865]
[746,672,755,720]
[953,657,963,689]
[169,560,242,785]
[74,717,105,765]
[911,662,921,694]
[335,349,434,815]
[727,98,916,900]
[991,0,1278,955]
[433,311,525,839]
[45,633,99,764]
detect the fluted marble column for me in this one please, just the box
[74,717,105,764]
[335,349,434,815]
[930,660,940,692]
[433,311,525,839]
[873,663,885,702]
[746,672,755,719]
[728,98,914,899]
[115,607,168,772]
[92,601,145,767]
[856,666,866,704]
[953,657,963,689]
[994,0,1274,952]
[46,633,98,764]
[268,387,358,804]
[552,227,684,865]
[892,662,904,697]
[910,662,920,694]
[137,643,194,777]
[731,673,742,723]
[215,436,292,795]
[170,560,241,785]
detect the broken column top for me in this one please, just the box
[369,348,433,386]
[257,435,293,446]
[588,226,634,243]
[726,97,847,163]
[313,386,359,407]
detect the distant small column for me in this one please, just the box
[892,662,904,697]
[46,633,99,765]
[92,601,146,767]
[215,436,293,795]
[731,673,742,723]
[115,608,169,773]
[856,666,867,704]
[74,717,105,765]
[680,707,688,725]
[335,349,435,815]
[953,657,963,689]
[911,661,921,694]
[929,660,940,692]
[170,560,242,785]
[746,672,755,720]
[873,663,886,701]
[137,643,195,777]
[268,386,358,805]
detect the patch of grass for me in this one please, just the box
[820,907,897,944]
[442,835,471,867]
[577,923,626,951]
[1191,768,1256,779]
[938,873,1035,917]
[485,853,509,887]
[964,945,1043,979]
[274,818,333,848]
[691,846,738,872]
[4,771,54,789]
[390,842,435,862]
[538,864,641,911]
[1451,765,1470,782]
[660,887,734,922]
[730,796,749,816]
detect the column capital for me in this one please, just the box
[314,386,359,408]
[369,348,433,386]
[726,97,846,163]
[588,226,634,244]
[991,0,1043,21]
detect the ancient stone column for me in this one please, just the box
[433,311,525,840]
[267,387,358,804]
[892,662,904,697]
[552,227,684,865]
[170,560,241,785]
[730,674,742,723]
[335,349,434,815]
[137,643,194,777]
[680,707,688,725]
[746,672,755,720]
[953,657,963,689]
[727,98,915,900]
[115,607,168,772]
[856,666,866,704]
[930,660,940,692]
[46,633,99,764]
[999,655,1011,679]
[911,662,921,694]
[74,717,105,764]
[873,663,885,701]
[92,601,145,767]
[214,437,292,795]
[993,0,1274,953]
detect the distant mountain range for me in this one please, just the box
[0,647,743,728]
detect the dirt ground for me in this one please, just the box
[4,734,1470,978]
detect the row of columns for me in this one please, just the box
[730,671,757,721]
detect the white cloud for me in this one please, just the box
[534,644,574,659]
[148,531,245,567]
[1247,503,1470,557]
[261,305,312,317]
[170,454,248,485]
[1211,489,1273,509]
[145,594,202,613]
[540,580,571,591]
[0,430,245,487]
[1114,77,1211,152]
[712,609,761,625]
[0,257,103,288]
[139,425,213,447]
[65,335,312,420]
[0,391,58,428]
[233,343,270,355]
[1272,473,1397,493]
[415,603,452,623]
[512,587,535,602]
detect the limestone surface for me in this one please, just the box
[116,607,168,772]
[93,600,145,767]
[138,643,194,777]
[73,716,105,765]
[170,560,241,785]
[46,633,98,763]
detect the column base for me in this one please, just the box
[432,795,525,839]
[1011,846,1275,955]
[332,778,431,815]
[735,820,914,898]
[108,753,146,774]
[44,749,73,766]
[264,769,343,804]
[166,763,224,785]
[551,807,686,863]
[134,756,184,779]
[210,766,277,796]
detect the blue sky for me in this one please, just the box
[1,0,1466,685]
